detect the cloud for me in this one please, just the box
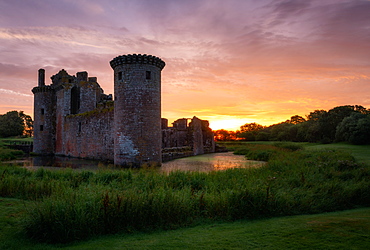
[0,88,32,97]
[1,0,370,127]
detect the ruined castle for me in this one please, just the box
[32,54,215,166]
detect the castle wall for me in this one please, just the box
[79,80,102,113]
[32,86,55,154]
[201,120,216,153]
[63,108,114,161]
[111,54,165,166]
[55,86,72,155]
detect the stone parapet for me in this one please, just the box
[32,85,53,94]
[110,54,165,70]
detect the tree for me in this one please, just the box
[336,113,370,144]
[240,122,265,132]
[306,110,327,121]
[268,122,295,141]
[214,129,237,141]
[304,106,361,143]
[238,123,265,141]
[323,106,359,142]
[19,111,33,137]
[0,111,25,137]
[289,115,306,124]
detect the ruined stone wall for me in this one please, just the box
[32,86,55,154]
[79,77,103,113]
[161,117,215,161]
[55,86,71,155]
[63,107,114,161]
[162,129,190,148]
[201,120,216,153]
[189,117,204,155]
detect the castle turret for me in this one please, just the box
[32,68,55,154]
[110,54,165,166]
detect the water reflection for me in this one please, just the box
[161,152,264,172]
[4,152,264,172]
[6,156,114,171]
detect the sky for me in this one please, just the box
[0,0,370,131]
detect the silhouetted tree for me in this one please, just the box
[0,111,25,137]
[19,111,33,137]
[336,113,370,144]
[214,129,237,141]
[238,122,265,141]
[289,115,306,124]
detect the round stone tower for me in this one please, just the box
[110,54,165,166]
[32,69,55,154]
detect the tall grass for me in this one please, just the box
[0,148,23,161]
[1,143,369,243]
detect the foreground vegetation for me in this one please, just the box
[0,137,30,161]
[1,142,369,244]
[1,197,369,249]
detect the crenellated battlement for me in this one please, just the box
[110,54,165,70]
[32,85,54,93]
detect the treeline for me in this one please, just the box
[214,105,370,144]
[0,111,33,137]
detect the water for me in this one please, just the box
[4,152,264,172]
[5,156,115,171]
[161,152,264,172]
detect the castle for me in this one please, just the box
[32,54,215,166]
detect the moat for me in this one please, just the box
[6,152,264,173]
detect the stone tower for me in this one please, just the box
[110,54,165,166]
[32,69,55,154]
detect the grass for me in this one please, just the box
[0,136,33,145]
[1,140,370,246]
[1,197,369,249]
[0,137,29,160]
[306,143,370,165]
[220,141,370,164]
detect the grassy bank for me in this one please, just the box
[1,142,369,243]
[1,197,369,249]
[219,141,370,165]
[0,137,29,160]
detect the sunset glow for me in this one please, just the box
[1,0,370,131]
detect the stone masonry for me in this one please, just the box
[32,54,216,166]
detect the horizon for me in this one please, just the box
[1,0,370,131]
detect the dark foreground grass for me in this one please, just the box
[1,197,369,249]
[1,143,370,243]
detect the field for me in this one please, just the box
[0,141,369,248]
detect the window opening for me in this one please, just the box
[41,108,44,115]
[78,122,82,133]
[118,71,122,80]
[40,125,44,131]
[70,86,80,114]
[146,71,151,80]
